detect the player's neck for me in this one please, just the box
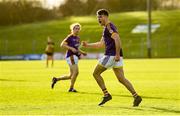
[71,33,78,36]
[105,20,111,26]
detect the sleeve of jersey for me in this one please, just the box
[64,37,69,45]
[107,24,118,36]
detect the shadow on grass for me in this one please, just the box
[78,92,180,114]
[103,106,180,114]
[103,105,145,111]
[0,78,28,82]
[78,91,180,101]
[145,106,180,114]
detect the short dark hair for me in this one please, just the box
[96,9,109,16]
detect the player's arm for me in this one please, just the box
[60,38,77,53]
[111,33,121,61]
[81,37,104,48]
[78,49,87,56]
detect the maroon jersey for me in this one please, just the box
[64,34,80,58]
[103,22,123,56]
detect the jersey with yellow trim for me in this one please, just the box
[103,22,123,56]
[64,34,80,58]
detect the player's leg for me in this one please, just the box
[93,64,107,94]
[46,55,49,67]
[51,67,72,89]
[51,55,54,67]
[51,55,74,89]
[113,67,142,106]
[113,67,137,95]
[69,64,79,92]
[95,56,116,106]
[93,64,112,106]
[57,67,72,80]
[65,55,79,92]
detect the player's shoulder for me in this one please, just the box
[66,34,73,38]
[76,35,80,39]
[107,22,117,29]
[64,34,73,40]
[106,22,117,34]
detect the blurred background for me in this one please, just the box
[0,0,180,59]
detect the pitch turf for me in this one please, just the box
[0,59,180,115]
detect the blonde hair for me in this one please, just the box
[70,23,81,31]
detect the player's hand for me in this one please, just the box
[81,41,88,47]
[78,50,87,56]
[114,55,120,61]
[71,48,78,53]
[81,52,87,56]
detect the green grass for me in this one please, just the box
[0,59,180,115]
[0,10,180,57]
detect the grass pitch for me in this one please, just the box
[0,59,180,115]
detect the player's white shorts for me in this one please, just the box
[98,55,123,69]
[66,55,79,65]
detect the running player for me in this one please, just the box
[51,23,86,92]
[82,9,142,106]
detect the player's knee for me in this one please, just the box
[118,77,126,84]
[68,75,71,79]
[74,71,79,76]
[118,79,123,83]
[93,71,99,78]
[76,71,79,76]
[68,74,72,78]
